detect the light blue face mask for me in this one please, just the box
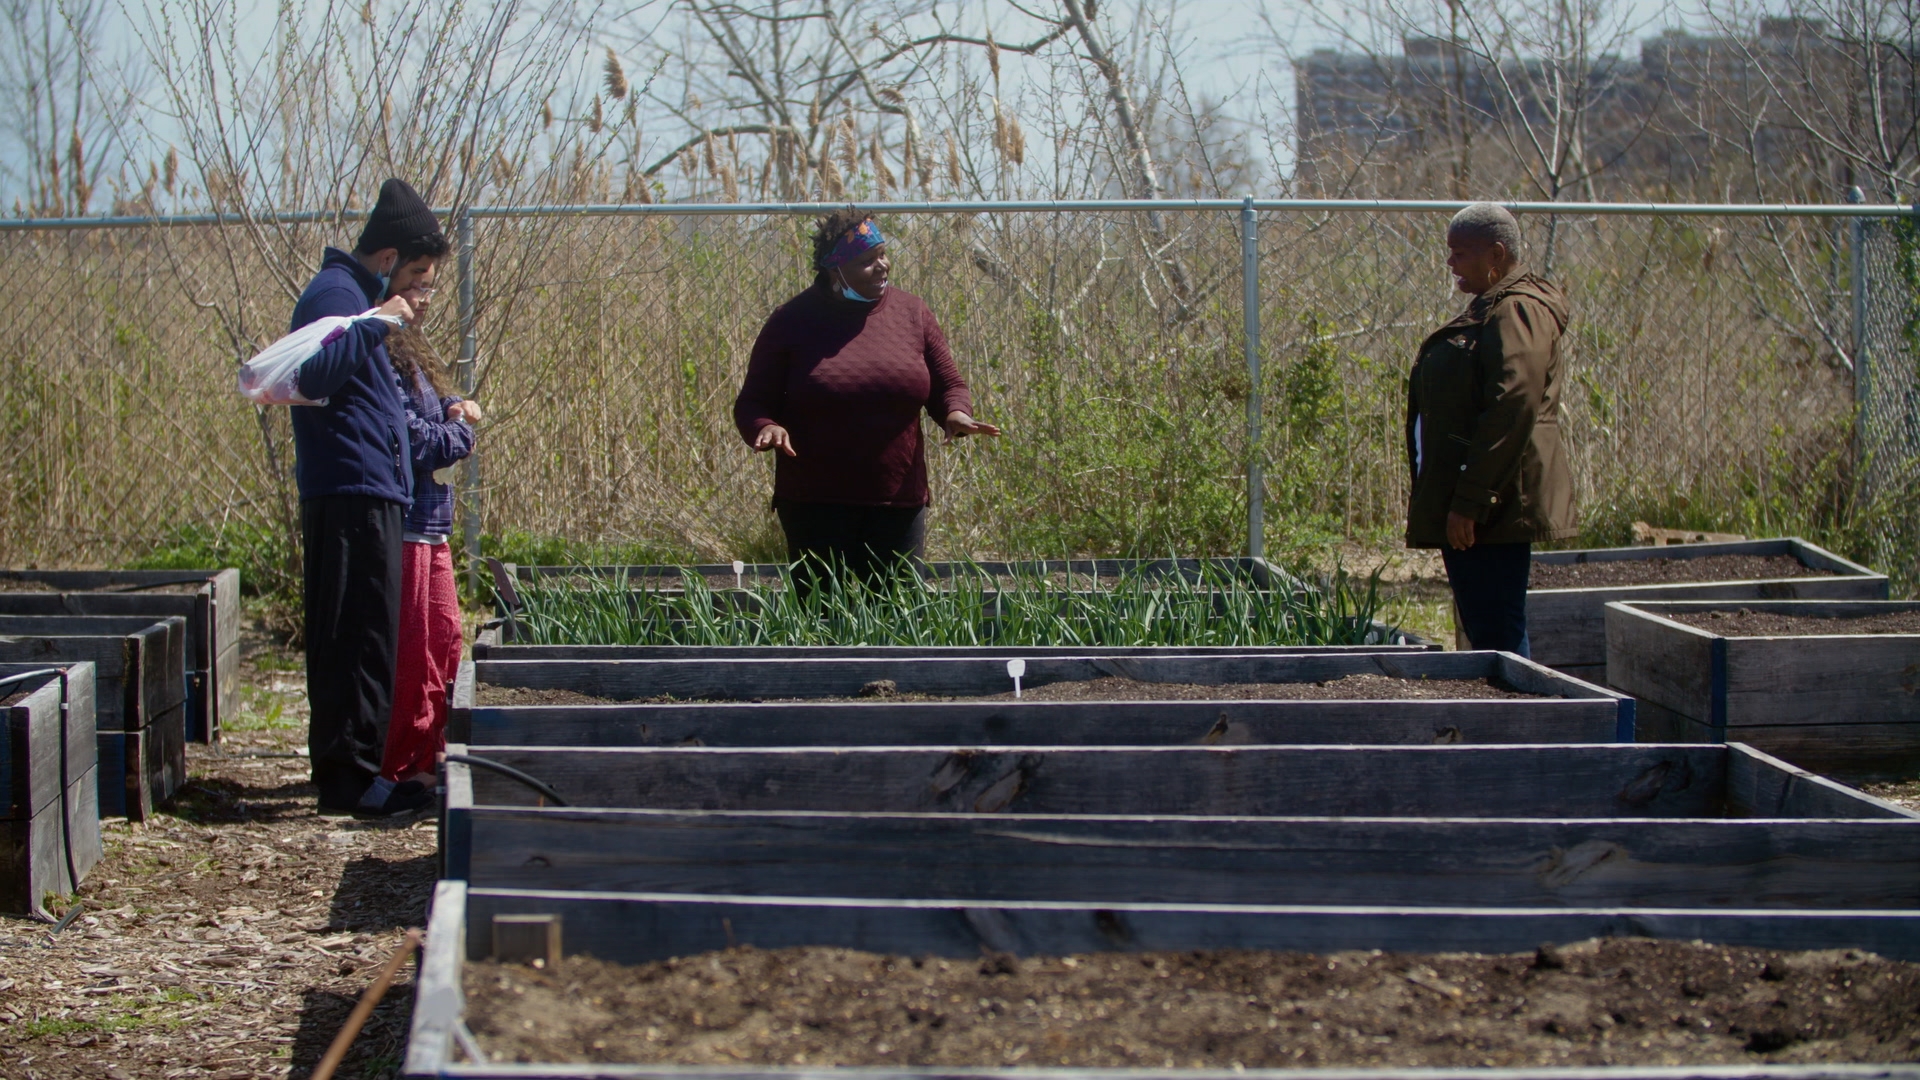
[837,271,879,303]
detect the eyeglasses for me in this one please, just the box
[408,286,438,298]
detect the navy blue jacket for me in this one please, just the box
[402,371,473,536]
[288,248,413,505]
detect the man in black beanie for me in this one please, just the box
[289,178,451,817]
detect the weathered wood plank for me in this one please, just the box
[1606,603,1718,722]
[1529,538,1888,669]
[403,879,466,1080]
[457,887,1920,966]
[473,651,1620,704]
[463,697,1621,749]
[456,744,1735,818]
[0,616,186,731]
[1725,744,1920,820]
[96,702,185,821]
[0,765,101,916]
[451,807,1920,908]
[0,665,95,822]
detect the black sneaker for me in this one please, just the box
[354,779,434,819]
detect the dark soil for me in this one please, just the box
[1665,607,1920,637]
[475,685,622,707]
[466,937,1920,1069]
[473,674,1542,707]
[976,674,1536,702]
[1530,554,1833,590]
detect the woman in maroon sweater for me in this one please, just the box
[733,210,1001,578]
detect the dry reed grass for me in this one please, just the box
[0,206,1902,600]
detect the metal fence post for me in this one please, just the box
[1241,195,1263,560]
[1848,185,1869,475]
[456,208,482,597]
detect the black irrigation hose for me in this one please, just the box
[444,753,568,806]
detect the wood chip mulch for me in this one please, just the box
[0,633,437,1080]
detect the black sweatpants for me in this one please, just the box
[1441,540,1533,658]
[302,495,404,806]
[776,501,927,585]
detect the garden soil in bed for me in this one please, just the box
[473,674,1541,707]
[466,937,1920,1069]
[1530,554,1832,590]
[1665,607,1920,637]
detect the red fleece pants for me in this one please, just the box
[383,540,461,781]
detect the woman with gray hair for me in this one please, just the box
[1404,202,1576,656]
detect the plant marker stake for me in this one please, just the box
[1007,657,1026,698]
[733,560,745,590]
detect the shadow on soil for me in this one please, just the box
[328,851,438,933]
[166,770,317,825]
[290,982,417,1080]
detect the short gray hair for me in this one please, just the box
[1448,202,1521,253]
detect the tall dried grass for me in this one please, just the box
[1,205,1902,604]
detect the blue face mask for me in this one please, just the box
[376,265,392,298]
[836,270,879,303]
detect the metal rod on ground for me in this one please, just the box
[1241,194,1263,560]
[457,208,482,599]
[310,928,423,1080]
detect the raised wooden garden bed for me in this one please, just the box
[0,615,187,820]
[0,663,101,916]
[442,741,1919,907]
[451,650,1630,746]
[408,879,1920,1078]
[0,567,241,743]
[1607,599,1920,780]
[473,624,1439,658]
[1528,538,1884,680]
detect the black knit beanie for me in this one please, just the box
[356,178,440,254]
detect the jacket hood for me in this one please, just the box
[321,246,385,306]
[1486,268,1570,333]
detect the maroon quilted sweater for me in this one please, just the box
[733,282,974,507]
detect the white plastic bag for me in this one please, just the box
[237,309,403,406]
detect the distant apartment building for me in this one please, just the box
[1293,19,1880,199]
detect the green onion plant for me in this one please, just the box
[508,558,1408,648]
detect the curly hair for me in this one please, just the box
[387,325,453,398]
[809,206,874,271]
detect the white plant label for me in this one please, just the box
[1007,658,1027,698]
[733,560,746,589]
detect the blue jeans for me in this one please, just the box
[1441,541,1532,658]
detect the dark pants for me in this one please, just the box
[302,495,404,806]
[1442,541,1533,658]
[776,502,927,586]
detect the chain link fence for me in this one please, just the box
[1855,213,1920,584]
[0,200,1911,596]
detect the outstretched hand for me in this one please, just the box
[753,423,798,457]
[944,411,1003,442]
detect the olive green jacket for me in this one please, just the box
[1404,267,1577,548]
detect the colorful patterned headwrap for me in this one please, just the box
[821,218,888,268]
